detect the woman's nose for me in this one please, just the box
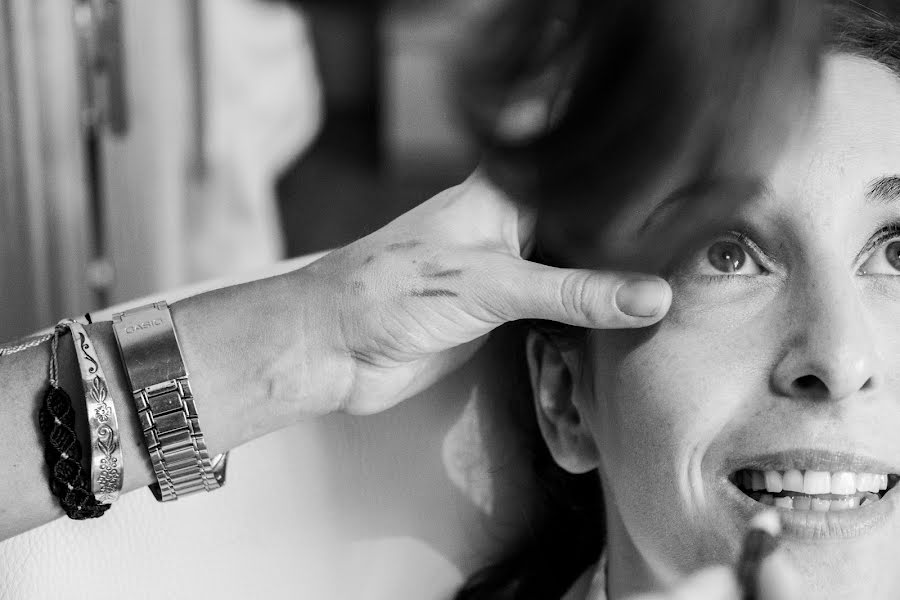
[771,278,880,401]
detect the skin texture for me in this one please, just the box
[0,113,674,544]
[530,54,900,599]
[299,171,672,416]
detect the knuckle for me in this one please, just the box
[558,271,592,323]
[479,285,517,324]
[557,271,618,326]
[467,270,514,324]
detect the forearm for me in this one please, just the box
[170,267,350,451]
[0,266,347,542]
[0,321,153,540]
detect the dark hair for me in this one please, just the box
[828,2,900,74]
[456,0,823,256]
[455,2,900,599]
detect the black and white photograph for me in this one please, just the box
[1,1,900,598]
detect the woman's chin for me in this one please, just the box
[706,470,900,597]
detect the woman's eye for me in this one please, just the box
[670,232,768,280]
[698,239,763,276]
[859,239,900,275]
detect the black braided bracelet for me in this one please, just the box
[38,385,110,519]
[37,327,110,520]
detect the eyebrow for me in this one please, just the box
[639,175,770,235]
[639,175,900,236]
[865,176,900,204]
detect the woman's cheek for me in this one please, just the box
[588,283,781,500]
[665,276,783,329]
[593,278,781,427]
[586,326,742,566]
[598,324,739,451]
[586,294,781,567]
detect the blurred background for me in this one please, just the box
[0,0,479,341]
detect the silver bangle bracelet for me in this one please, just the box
[69,322,124,504]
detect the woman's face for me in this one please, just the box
[535,54,900,597]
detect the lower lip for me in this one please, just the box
[722,479,900,539]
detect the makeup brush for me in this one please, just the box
[736,509,782,600]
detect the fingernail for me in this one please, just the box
[615,279,666,317]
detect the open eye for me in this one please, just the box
[694,237,764,277]
[669,231,769,281]
[859,238,900,275]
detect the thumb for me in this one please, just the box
[490,257,672,329]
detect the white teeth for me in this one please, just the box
[793,496,811,510]
[803,471,831,495]
[764,470,783,493]
[830,471,856,495]
[760,493,871,511]
[811,497,831,512]
[870,473,883,492]
[751,471,766,491]
[774,496,793,509]
[856,473,879,493]
[739,469,892,510]
[782,469,804,492]
[830,497,856,511]
[855,473,873,493]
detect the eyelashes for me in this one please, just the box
[858,222,900,262]
[668,230,770,281]
[857,221,900,276]
[670,219,900,283]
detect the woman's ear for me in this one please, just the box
[525,329,599,474]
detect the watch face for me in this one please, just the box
[113,303,187,388]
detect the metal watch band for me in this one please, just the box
[112,301,226,502]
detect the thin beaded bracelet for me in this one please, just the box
[36,323,111,520]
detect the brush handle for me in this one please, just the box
[736,526,780,600]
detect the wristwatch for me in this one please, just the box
[111,301,227,501]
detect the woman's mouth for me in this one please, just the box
[721,452,900,538]
[730,469,899,511]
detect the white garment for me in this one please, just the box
[186,0,323,282]
[99,0,322,302]
[563,554,607,600]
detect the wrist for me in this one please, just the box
[169,267,350,453]
[265,265,353,417]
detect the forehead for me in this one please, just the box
[770,54,900,199]
[541,54,900,271]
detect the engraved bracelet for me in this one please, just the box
[69,322,123,503]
